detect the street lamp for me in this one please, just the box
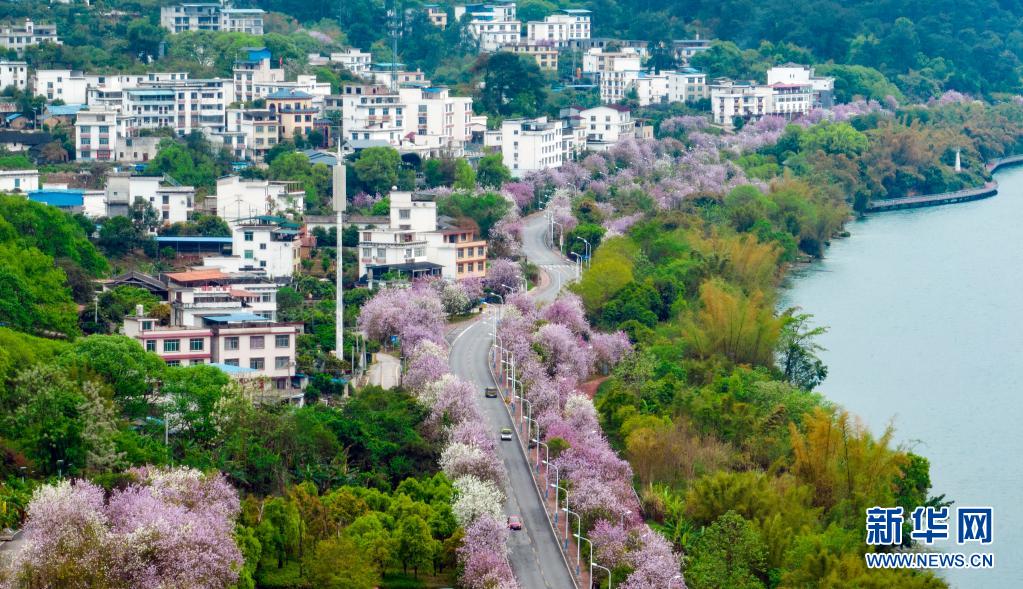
[564,507,582,573]
[570,251,582,279]
[545,461,560,501]
[593,562,613,589]
[56,459,64,479]
[521,398,532,438]
[526,416,540,466]
[535,439,549,473]
[552,220,565,254]
[578,534,595,585]
[551,480,569,537]
[580,237,591,269]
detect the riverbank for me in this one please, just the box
[866,154,1023,212]
[784,164,1023,587]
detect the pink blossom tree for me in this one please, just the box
[484,258,523,295]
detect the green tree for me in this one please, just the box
[304,537,379,589]
[436,191,510,239]
[60,335,165,419]
[686,511,768,589]
[162,365,232,452]
[353,147,402,194]
[0,243,78,337]
[474,52,547,117]
[476,153,511,188]
[395,514,435,578]
[97,216,142,258]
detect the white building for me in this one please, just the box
[215,175,305,220]
[75,109,125,162]
[357,191,487,283]
[579,105,633,146]
[665,68,709,103]
[459,3,521,52]
[104,174,196,225]
[525,9,590,47]
[0,61,27,92]
[330,48,373,76]
[161,268,280,326]
[582,47,642,79]
[766,64,835,108]
[672,38,712,65]
[34,70,189,104]
[0,19,59,52]
[231,216,302,279]
[0,168,38,192]
[234,48,284,104]
[160,2,265,35]
[710,80,774,126]
[500,117,563,177]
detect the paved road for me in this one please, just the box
[521,213,578,304]
[447,212,576,589]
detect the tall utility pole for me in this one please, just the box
[334,137,346,357]
[387,0,401,92]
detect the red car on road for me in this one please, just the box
[507,515,522,530]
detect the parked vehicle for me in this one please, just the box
[500,427,513,441]
[485,387,499,398]
[507,515,522,530]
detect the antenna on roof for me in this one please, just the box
[387,0,402,92]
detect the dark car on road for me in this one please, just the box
[485,387,499,398]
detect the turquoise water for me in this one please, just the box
[783,166,1023,587]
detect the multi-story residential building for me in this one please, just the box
[711,65,835,127]
[161,268,280,326]
[766,64,835,108]
[75,109,124,162]
[116,135,163,163]
[570,38,649,55]
[34,70,189,104]
[0,168,38,192]
[582,47,642,77]
[0,61,27,92]
[266,89,316,140]
[230,108,279,160]
[231,216,303,279]
[329,48,373,76]
[710,80,773,126]
[671,38,712,65]
[215,175,305,220]
[122,311,303,399]
[500,117,563,177]
[599,68,640,104]
[0,19,59,52]
[665,68,709,103]
[422,4,448,27]
[104,174,196,224]
[357,190,487,283]
[578,105,633,147]
[233,47,284,104]
[252,76,331,107]
[525,9,590,47]
[500,42,558,71]
[401,86,473,152]
[459,2,521,52]
[367,66,429,88]
[160,2,265,35]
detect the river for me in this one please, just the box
[782,166,1023,587]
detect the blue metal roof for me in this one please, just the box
[4,113,23,123]
[203,313,270,323]
[28,189,83,208]
[266,89,312,100]
[45,104,85,116]
[210,362,257,375]
[155,236,232,244]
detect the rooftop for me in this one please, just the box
[210,362,257,376]
[203,313,272,324]
[164,269,229,283]
[155,236,233,244]
[265,89,312,100]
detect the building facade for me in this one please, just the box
[525,10,591,47]
[160,2,265,35]
[0,19,59,52]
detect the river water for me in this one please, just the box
[782,166,1023,587]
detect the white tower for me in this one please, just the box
[955,147,962,173]
[333,138,346,357]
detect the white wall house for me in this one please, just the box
[0,19,59,52]
[0,61,27,92]
[582,47,642,78]
[766,64,835,108]
[525,9,590,47]
[710,80,774,126]
[500,117,563,177]
[231,217,302,279]
[357,191,487,283]
[579,105,633,146]
[330,48,373,76]
[160,2,265,35]
[215,175,305,220]
[460,3,521,52]
[666,69,709,103]
[711,65,835,127]
[75,109,124,162]
[34,70,189,104]
[0,168,38,192]
[104,174,195,225]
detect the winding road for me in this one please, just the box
[447,212,577,588]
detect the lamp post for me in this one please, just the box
[535,439,549,473]
[526,415,540,466]
[546,461,560,501]
[521,398,532,438]
[552,220,565,254]
[551,480,568,539]
[564,507,582,572]
[570,251,582,279]
[580,237,591,268]
[56,459,64,479]
[593,563,613,589]
[578,534,595,586]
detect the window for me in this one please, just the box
[399,209,410,220]
[142,320,153,331]
[189,338,204,351]
[165,360,180,367]
[224,336,240,351]
[260,293,273,303]
[362,247,372,257]
[244,250,254,259]
[145,339,156,352]
[275,356,289,369]
[275,334,290,348]
[249,358,265,370]
[457,263,464,273]
[244,231,253,241]
[191,359,204,365]
[163,339,180,352]
[250,336,264,349]
[224,359,239,366]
